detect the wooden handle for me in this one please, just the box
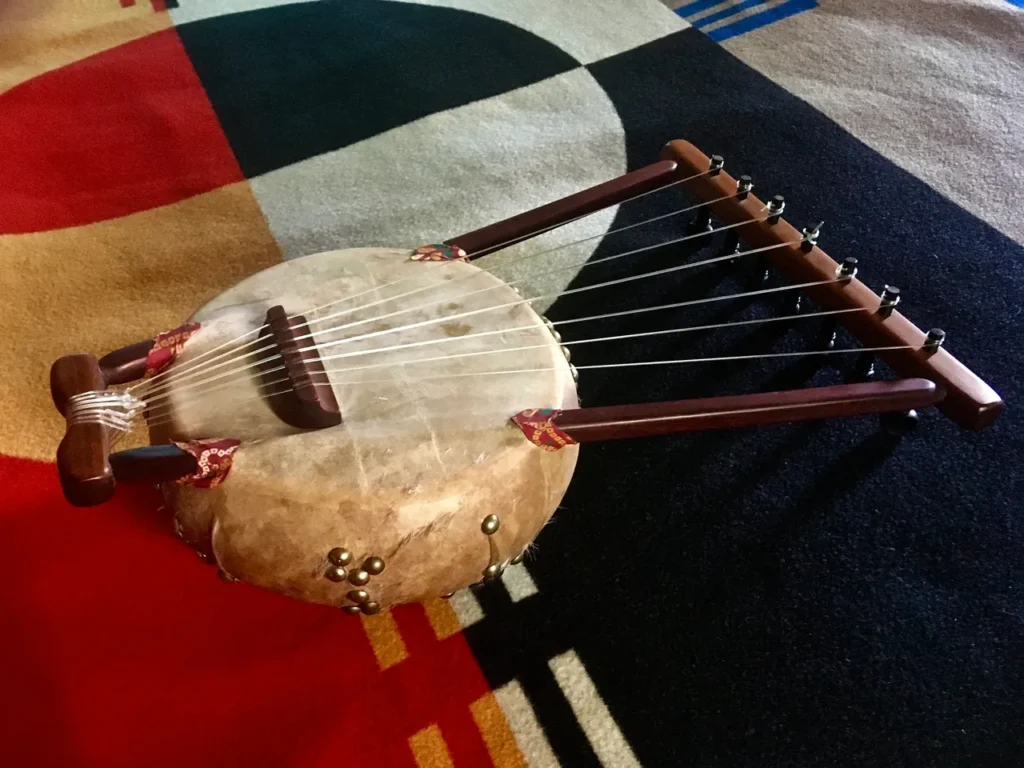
[51,354,115,506]
[660,140,1004,431]
[448,159,682,258]
[553,379,943,442]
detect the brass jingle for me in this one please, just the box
[361,601,382,616]
[325,565,348,583]
[348,569,370,586]
[511,552,525,565]
[481,514,500,535]
[347,589,370,604]
[327,548,353,566]
[362,556,385,575]
[482,563,503,583]
[341,605,361,615]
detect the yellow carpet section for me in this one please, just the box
[409,725,455,768]
[471,692,528,768]
[0,182,281,461]
[423,597,464,640]
[0,1,170,94]
[361,609,410,670]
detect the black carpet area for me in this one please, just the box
[463,28,1024,768]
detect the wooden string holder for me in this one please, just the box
[447,139,1003,434]
[49,139,1000,506]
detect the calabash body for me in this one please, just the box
[154,248,578,608]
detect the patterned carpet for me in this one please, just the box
[1,2,1021,766]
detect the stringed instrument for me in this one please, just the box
[49,140,1003,615]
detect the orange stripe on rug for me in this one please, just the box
[471,692,528,768]
[409,724,455,768]
[361,609,409,670]
[423,598,463,640]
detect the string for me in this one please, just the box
[127,281,398,396]
[133,225,788,407]
[462,167,714,258]
[139,342,915,432]
[137,300,860,427]
[131,169,717,396]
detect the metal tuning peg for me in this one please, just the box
[880,408,921,437]
[687,156,724,241]
[817,317,838,351]
[718,228,741,261]
[688,204,713,236]
[852,351,876,381]
[836,257,858,282]
[878,285,900,318]
[736,174,753,200]
[718,176,753,263]
[800,221,823,253]
[766,195,785,224]
[923,328,946,353]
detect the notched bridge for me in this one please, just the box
[258,305,341,430]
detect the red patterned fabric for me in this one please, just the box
[511,407,578,451]
[172,438,241,487]
[410,243,469,261]
[144,322,200,378]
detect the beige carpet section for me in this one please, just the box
[402,0,688,65]
[0,182,281,461]
[250,68,629,310]
[0,1,169,93]
[170,0,316,25]
[717,0,1024,244]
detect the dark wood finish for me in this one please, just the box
[50,354,115,506]
[109,445,198,484]
[660,139,1004,431]
[448,159,681,258]
[258,305,342,430]
[98,339,154,386]
[553,379,942,442]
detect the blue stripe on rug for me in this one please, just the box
[693,0,768,29]
[706,0,818,41]
[673,0,726,18]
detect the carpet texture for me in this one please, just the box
[1,1,1021,766]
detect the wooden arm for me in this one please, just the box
[660,139,1004,431]
[553,379,943,442]
[51,354,115,506]
[98,339,154,385]
[447,159,682,258]
[109,445,198,484]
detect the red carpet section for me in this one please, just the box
[0,28,242,234]
[0,457,514,767]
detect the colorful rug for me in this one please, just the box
[2,2,1022,766]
